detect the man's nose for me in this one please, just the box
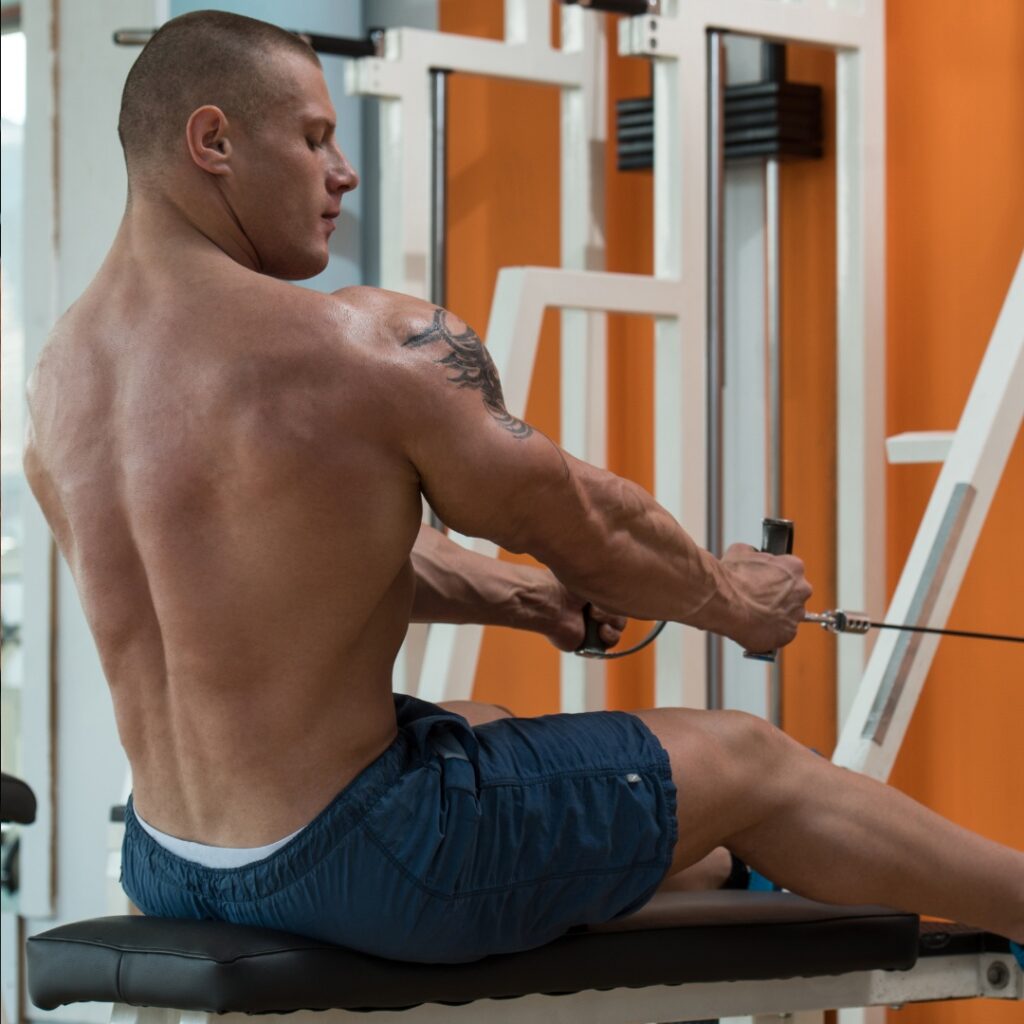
[328,147,359,195]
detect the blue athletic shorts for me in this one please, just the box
[121,693,678,963]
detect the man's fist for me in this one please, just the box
[542,577,627,654]
[718,543,813,653]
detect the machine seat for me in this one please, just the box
[27,890,919,1014]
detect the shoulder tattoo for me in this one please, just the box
[404,308,533,439]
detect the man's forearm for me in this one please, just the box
[513,452,742,637]
[497,451,808,654]
[410,523,557,632]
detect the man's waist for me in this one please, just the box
[132,803,309,868]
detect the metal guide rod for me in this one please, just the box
[765,157,782,525]
[765,155,782,727]
[706,30,727,711]
[429,69,449,310]
[764,40,788,730]
[427,69,450,534]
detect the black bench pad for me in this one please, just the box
[27,891,919,1014]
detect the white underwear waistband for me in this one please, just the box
[133,807,307,869]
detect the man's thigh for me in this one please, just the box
[435,699,514,726]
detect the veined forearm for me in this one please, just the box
[519,454,743,638]
[410,523,556,631]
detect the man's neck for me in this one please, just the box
[116,186,260,274]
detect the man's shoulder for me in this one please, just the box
[328,285,436,339]
[324,286,460,381]
[327,288,483,371]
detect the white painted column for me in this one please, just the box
[835,13,887,730]
[558,6,608,714]
[655,6,710,710]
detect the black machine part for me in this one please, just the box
[576,610,665,661]
[563,0,655,15]
[616,42,824,172]
[112,27,386,58]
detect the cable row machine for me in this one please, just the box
[10,0,1023,1021]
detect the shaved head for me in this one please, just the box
[118,10,321,183]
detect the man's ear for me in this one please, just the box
[185,105,233,175]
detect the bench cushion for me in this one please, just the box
[27,890,919,1014]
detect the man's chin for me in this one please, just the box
[264,250,330,281]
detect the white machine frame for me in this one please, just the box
[834,249,1024,781]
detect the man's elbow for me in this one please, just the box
[514,503,628,610]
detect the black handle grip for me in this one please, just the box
[743,517,794,663]
[567,0,652,15]
[577,603,608,658]
[760,517,794,556]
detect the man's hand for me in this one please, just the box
[539,575,628,654]
[716,543,812,653]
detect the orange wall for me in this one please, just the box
[779,46,838,754]
[442,7,1023,1018]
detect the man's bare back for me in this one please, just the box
[26,253,439,843]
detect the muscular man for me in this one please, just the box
[24,12,1022,962]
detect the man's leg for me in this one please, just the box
[631,706,1024,940]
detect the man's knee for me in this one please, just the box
[638,706,796,794]
[713,709,792,768]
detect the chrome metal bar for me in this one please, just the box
[429,69,449,309]
[706,30,727,710]
[428,69,450,533]
[112,29,154,45]
[113,28,383,55]
[765,156,782,520]
[765,155,782,725]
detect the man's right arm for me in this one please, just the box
[380,300,810,652]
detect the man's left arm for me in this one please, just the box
[410,523,625,653]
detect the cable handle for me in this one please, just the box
[742,517,794,663]
[579,604,607,656]
[576,606,667,660]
